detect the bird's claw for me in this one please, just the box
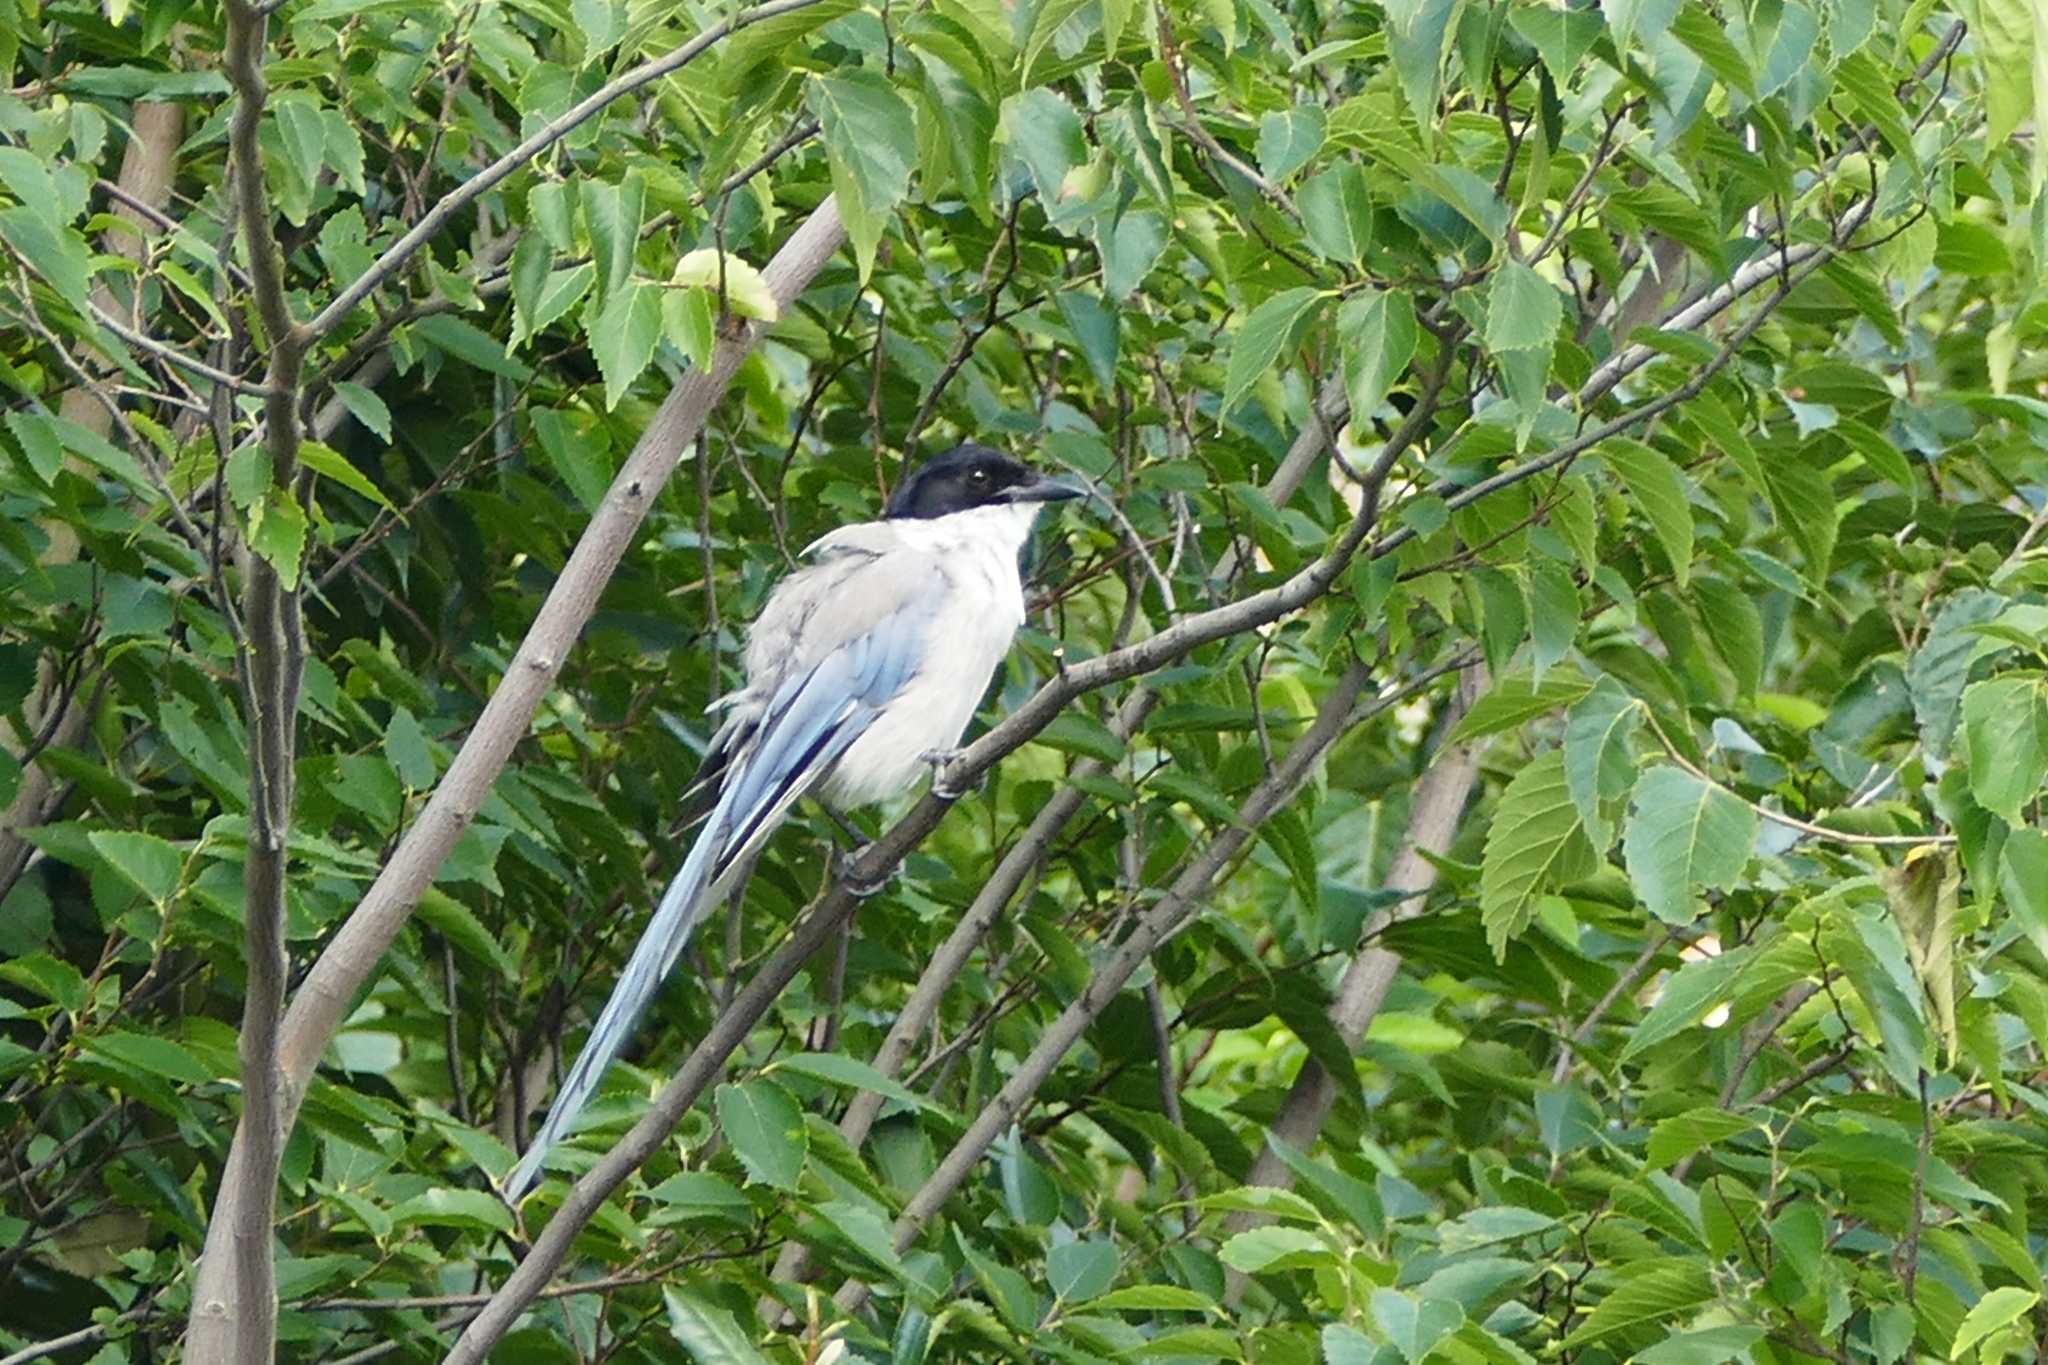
[920,747,977,801]
[834,841,894,899]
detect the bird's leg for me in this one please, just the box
[821,805,894,898]
[920,747,979,801]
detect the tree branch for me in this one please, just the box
[1221,661,1486,1300]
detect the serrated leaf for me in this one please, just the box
[417,888,519,978]
[1299,162,1374,265]
[767,1051,934,1110]
[1562,675,1640,849]
[1338,289,1417,423]
[589,281,662,411]
[1621,766,1757,924]
[1623,942,1755,1059]
[1256,106,1325,181]
[1485,260,1562,353]
[79,1032,211,1085]
[1645,1107,1758,1167]
[810,70,917,281]
[88,831,182,903]
[1952,1288,2038,1360]
[1480,751,1600,956]
[249,492,309,590]
[1692,576,1763,698]
[1223,288,1324,417]
[1561,1258,1714,1345]
[1449,668,1594,743]
[1962,676,2048,825]
[1218,1225,1332,1273]
[333,382,393,444]
[1601,439,1694,587]
[300,440,395,512]
[714,1080,806,1190]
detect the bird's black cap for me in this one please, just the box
[885,444,1085,521]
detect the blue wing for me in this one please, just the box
[504,607,925,1198]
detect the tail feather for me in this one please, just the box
[503,811,725,1199]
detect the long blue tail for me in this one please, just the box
[501,630,912,1198]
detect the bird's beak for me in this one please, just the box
[1003,473,1088,505]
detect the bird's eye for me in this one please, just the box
[969,468,989,483]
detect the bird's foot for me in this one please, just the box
[920,747,978,801]
[834,841,895,899]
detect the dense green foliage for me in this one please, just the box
[4,0,2048,1359]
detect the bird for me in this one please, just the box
[504,443,1083,1198]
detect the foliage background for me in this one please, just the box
[4,0,2048,1360]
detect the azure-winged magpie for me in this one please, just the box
[504,444,1082,1197]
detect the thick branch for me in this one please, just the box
[1223,663,1485,1299]
[833,659,1380,1314]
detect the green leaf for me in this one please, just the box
[333,382,393,444]
[1645,1107,1758,1167]
[1485,260,1562,353]
[1560,1257,1714,1345]
[589,281,663,411]
[1217,1226,1332,1273]
[670,249,779,322]
[1094,1285,1217,1312]
[1298,162,1374,265]
[1256,106,1325,181]
[1668,5,1755,96]
[1622,943,1755,1059]
[0,953,87,1011]
[300,440,395,512]
[417,888,519,978]
[1525,559,1580,682]
[580,174,644,303]
[1951,1289,2038,1360]
[1480,750,1600,956]
[1562,675,1640,848]
[1691,576,1763,697]
[1048,1239,1119,1303]
[1099,96,1174,213]
[810,70,917,281]
[1601,439,1695,588]
[1685,391,1768,501]
[1908,591,2005,758]
[1507,4,1606,84]
[249,492,309,591]
[88,831,183,904]
[389,1188,512,1234]
[1962,676,2048,825]
[1634,1326,1767,1365]
[530,407,615,514]
[1999,829,2048,961]
[1035,712,1127,763]
[1449,668,1594,743]
[1370,1288,1464,1365]
[79,1032,212,1085]
[0,206,92,309]
[1223,288,1324,416]
[767,1051,934,1110]
[1338,290,1418,423]
[714,1080,806,1190]
[384,706,437,790]
[1762,446,1839,583]
[1621,766,1757,924]
[413,315,532,381]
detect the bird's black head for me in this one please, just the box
[884,444,1085,521]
